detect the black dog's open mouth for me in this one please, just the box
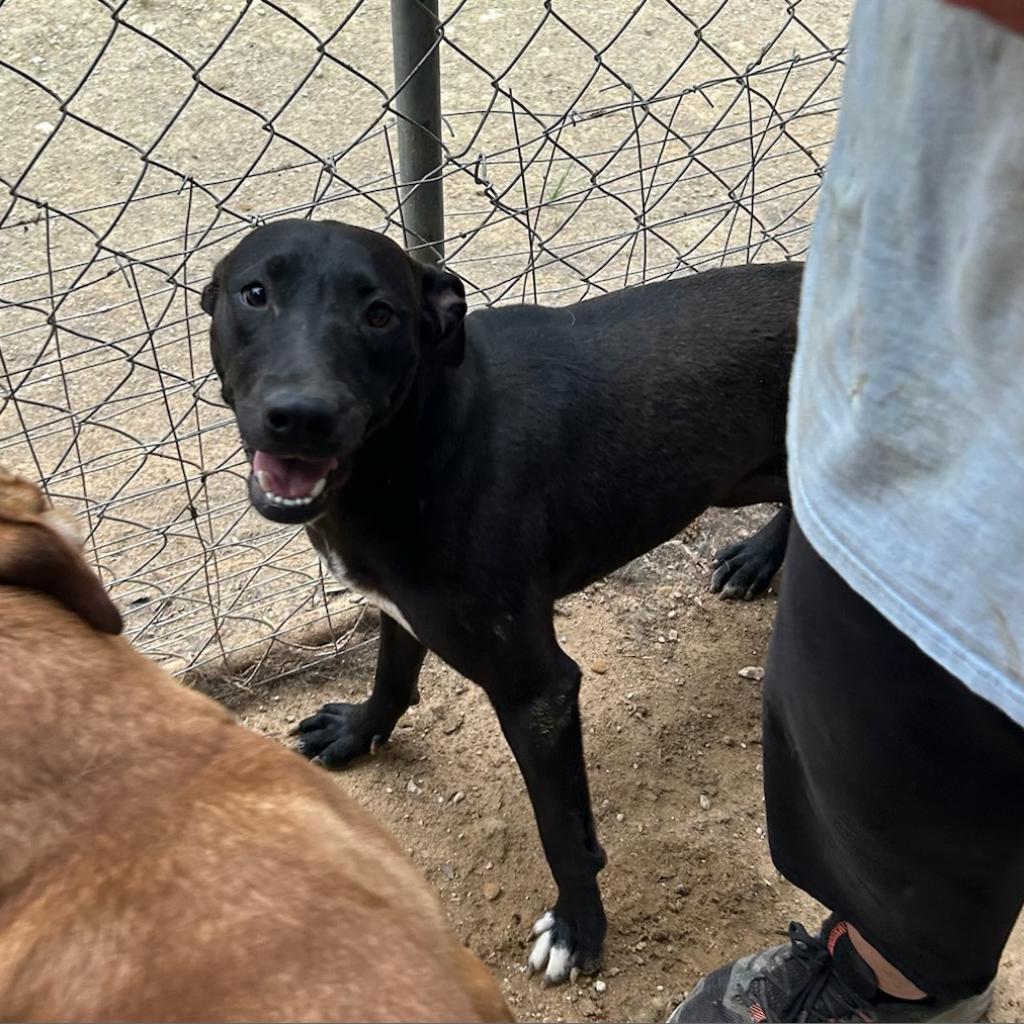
[247,451,349,524]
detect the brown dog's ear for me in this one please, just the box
[420,262,467,367]
[0,475,122,635]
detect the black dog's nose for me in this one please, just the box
[263,394,337,447]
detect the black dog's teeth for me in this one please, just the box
[253,471,326,508]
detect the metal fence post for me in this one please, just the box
[390,0,445,265]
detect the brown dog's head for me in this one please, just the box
[0,471,122,635]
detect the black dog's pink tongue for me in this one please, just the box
[252,451,338,499]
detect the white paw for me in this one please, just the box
[526,911,577,985]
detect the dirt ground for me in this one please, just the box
[216,506,1024,1023]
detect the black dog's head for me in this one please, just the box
[202,219,466,524]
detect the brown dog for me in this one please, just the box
[0,470,511,1023]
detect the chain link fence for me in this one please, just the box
[0,0,850,683]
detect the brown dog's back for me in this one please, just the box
[0,474,510,1023]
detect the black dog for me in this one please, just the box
[202,219,800,983]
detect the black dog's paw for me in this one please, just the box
[526,908,605,985]
[710,537,779,601]
[289,702,389,769]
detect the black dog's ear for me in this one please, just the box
[200,279,219,316]
[420,262,467,367]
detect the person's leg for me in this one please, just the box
[669,519,1024,1023]
[846,929,925,1000]
[764,520,1024,997]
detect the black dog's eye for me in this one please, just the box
[240,283,267,308]
[365,302,393,329]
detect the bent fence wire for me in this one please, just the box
[0,0,849,682]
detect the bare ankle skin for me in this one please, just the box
[848,926,929,1000]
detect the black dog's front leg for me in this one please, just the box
[487,643,607,984]
[292,613,426,768]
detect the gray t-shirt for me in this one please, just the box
[790,0,1024,725]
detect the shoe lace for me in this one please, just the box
[774,923,874,1023]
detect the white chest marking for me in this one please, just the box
[324,553,419,641]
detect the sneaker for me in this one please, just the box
[666,916,994,1023]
